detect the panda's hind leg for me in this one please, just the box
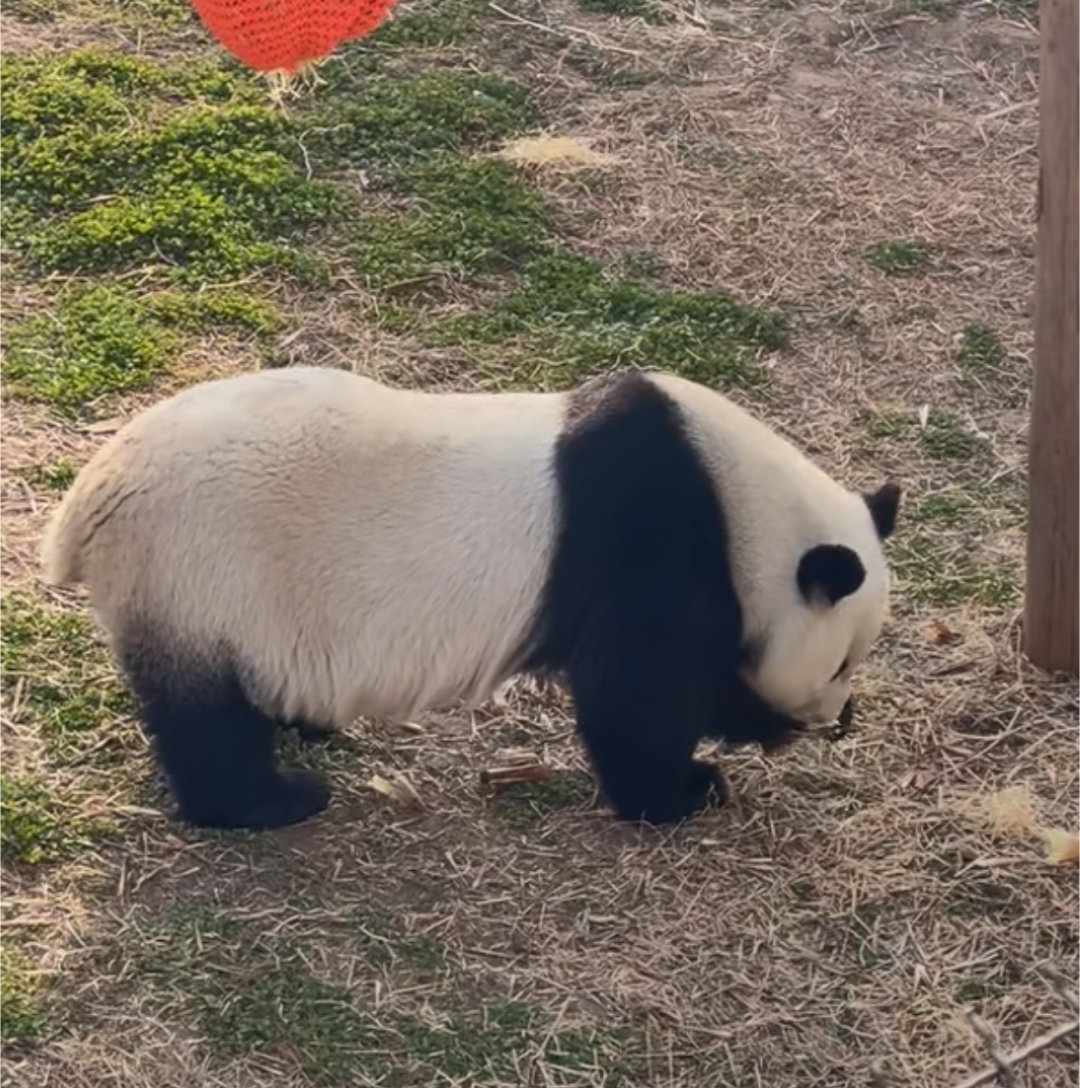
[120,635,330,830]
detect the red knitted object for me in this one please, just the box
[189,0,401,74]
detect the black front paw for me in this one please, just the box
[610,761,728,825]
[687,759,728,811]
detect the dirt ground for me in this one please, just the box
[2,1,1077,1086]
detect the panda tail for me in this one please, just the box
[39,459,122,587]
[40,483,90,586]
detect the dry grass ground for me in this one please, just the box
[2,1,1077,1086]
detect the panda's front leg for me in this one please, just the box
[570,675,727,824]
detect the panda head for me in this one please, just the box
[740,481,900,729]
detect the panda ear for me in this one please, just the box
[797,544,866,606]
[864,481,901,540]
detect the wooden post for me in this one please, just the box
[1024,0,1079,674]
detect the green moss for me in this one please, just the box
[0,771,106,864]
[957,322,1005,371]
[492,771,596,830]
[424,251,784,389]
[0,945,48,1049]
[863,240,931,275]
[351,157,550,287]
[1,593,134,765]
[2,52,334,281]
[305,70,532,169]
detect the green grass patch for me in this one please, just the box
[3,284,283,414]
[349,904,448,973]
[421,251,784,389]
[3,0,195,27]
[3,286,181,412]
[0,771,107,864]
[0,0,73,19]
[909,491,976,529]
[891,535,1020,610]
[202,962,372,1085]
[304,69,532,170]
[878,0,955,19]
[895,485,1024,610]
[920,411,984,461]
[956,322,1005,372]
[0,945,48,1049]
[2,50,335,281]
[128,905,641,1086]
[863,407,910,441]
[17,460,79,493]
[908,483,1025,532]
[954,978,1007,1004]
[351,157,550,287]
[863,407,985,462]
[1,592,134,765]
[394,1002,641,1085]
[492,770,596,830]
[863,239,931,275]
[365,0,488,47]
[576,0,675,23]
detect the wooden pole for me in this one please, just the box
[1024,0,1079,675]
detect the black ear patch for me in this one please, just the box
[797,544,866,606]
[864,481,901,540]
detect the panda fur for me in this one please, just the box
[41,366,900,831]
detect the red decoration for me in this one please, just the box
[188,0,402,74]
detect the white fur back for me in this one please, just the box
[43,368,565,728]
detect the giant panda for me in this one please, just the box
[41,366,900,831]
